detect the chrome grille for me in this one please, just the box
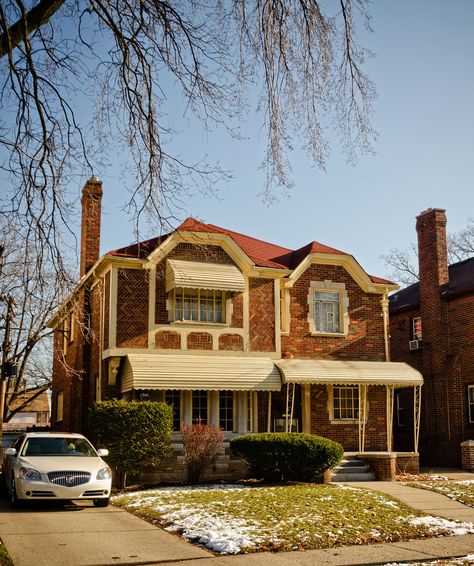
[48,471,91,487]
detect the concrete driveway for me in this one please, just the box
[0,498,212,566]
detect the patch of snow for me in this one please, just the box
[409,516,474,536]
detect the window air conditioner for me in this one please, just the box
[409,339,422,351]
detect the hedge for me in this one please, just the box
[89,399,173,488]
[230,432,343,482]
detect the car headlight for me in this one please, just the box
[18,467,41,481]
[97,466,112,480]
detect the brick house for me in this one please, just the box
[50,178,423,479]
[390,208,474,469]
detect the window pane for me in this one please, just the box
[192,390,208,425]
[333,386,359,420]
[165,390,181,431]
[219,391,233,431]
[315,292,340,333]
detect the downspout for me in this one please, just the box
[381,292,390,362]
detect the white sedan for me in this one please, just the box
[2,432,112,507]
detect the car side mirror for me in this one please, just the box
[97,448,109,457]
[3,448,17,456]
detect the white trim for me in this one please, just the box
[307,280,349,336]
[148,265,156,348]
[109,266,118,349]
[286,253,398,294]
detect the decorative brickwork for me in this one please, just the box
[187,332,213,350]
[155,330,181,349]
[249,278,275,351]
[218,333,244,351]
[282,264,385,360]
[116,268,149,348]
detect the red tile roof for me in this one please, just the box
[107,217,392,284]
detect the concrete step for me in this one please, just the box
[331,472,376,482]
[333,464,372,474]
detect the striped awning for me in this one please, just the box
[165,259,245,292]
[122,354,281,392]
[274,359,423,387]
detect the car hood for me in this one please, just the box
[19,456,108,473]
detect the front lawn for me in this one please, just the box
[406,481,474,507]
[112,484,474,554]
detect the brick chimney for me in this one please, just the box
[416,208,448,376]
[80,177,103,277]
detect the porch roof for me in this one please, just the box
[165,258,245,292]
[274,359,423,387]
[122,353,281,392]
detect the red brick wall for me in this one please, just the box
[282,265,385,360]
[116,268,149,348]
[187,332,213,350]
[155,330,181,349]
[249,278,275,351]
[309,384,388,451]
[219,333,244,351]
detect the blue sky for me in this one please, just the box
[70,1,474,280]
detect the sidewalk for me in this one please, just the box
[1,472,473,565]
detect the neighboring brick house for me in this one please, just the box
[390,208,474,469]
[50,178,423,477]
[3,385,50,432]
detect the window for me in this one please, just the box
[333,386,359,420]
[219,391,234,431]
[412,317,422,340]
[468,386,474,423]
[172,288,226,323]
[315,291,341,333]
[307,281,349,336]
[166,390,181,431]
[56,391,64,423]
[192,390,208,424]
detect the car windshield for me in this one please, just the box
[20,437,97,457]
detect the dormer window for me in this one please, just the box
[165,259,244,324]
[307,281,349,336]
[314,291,341,333]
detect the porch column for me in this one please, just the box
[182,390,192,425]
[252,392,258,432]
[209,391,220,427]
[386,385,395,452]
[302,384,311,433]
[414,385,422,453]
[358,384,368,452]
[267,391,272,432]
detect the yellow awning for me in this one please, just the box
[274,359,423,387]
[165,259,245,292]
[122,354,281,392]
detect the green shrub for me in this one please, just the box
[230,433,343,483]
[89,400,173,488]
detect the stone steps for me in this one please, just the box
[331,456,375,482]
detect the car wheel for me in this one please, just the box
[10,477,21,508]
[93,498,109,508]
